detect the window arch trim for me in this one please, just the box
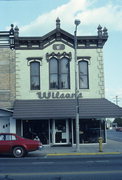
[27,57,42,66]
[77,56,91,65]
[46,52,72,62]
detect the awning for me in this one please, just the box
[13,98,122,120]
[0,108,13,117]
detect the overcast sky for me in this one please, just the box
[0,0,122,106]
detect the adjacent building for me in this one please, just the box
[0,26,16,109]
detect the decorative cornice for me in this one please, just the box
[14,35,108,50]
[0,20,108,50]
[46,52,72,61]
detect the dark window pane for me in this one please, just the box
[50,58,58,73]
[30,62,40,90]
[60,58,69,73]
[79,61,88,89]
[79,61,88,75]
[31,62,40,75]
[60,58,70,89]
[49,58,58,89]
[31,77,40,90]
[79,75,88,89]
[60,74,69,89]
[50,74,58,89]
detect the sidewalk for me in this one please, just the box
[31,139,122,156]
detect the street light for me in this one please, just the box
[74,19,81,152]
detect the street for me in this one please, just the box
[0,155,122,180]
[0,129,122,180]
[107,129,122,142]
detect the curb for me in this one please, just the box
[47,152,122,156]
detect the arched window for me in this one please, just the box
[30,61,40,90]
[79,60,89,89]
[49,57,70,89]
[49,58,58,89]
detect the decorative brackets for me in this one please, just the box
[46,52,72,61]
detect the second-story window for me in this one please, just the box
[79,60,89,89]
[49,57,70,89]
[30,61,40,90]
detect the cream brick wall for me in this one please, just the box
[16,42,105,100]
[0,48,16,108]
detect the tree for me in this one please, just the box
[113,118,122,127]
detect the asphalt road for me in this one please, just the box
[0,155,122,180]
[107,129,122,142]
[0,129,122,180]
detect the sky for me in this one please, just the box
[0,0,122,106]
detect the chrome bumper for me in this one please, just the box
[38,146,44,150]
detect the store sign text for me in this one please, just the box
[37,92,82,99]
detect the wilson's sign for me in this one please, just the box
[37,92,82,99]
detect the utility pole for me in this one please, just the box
[74,19,81,152]
[115,96,119,105]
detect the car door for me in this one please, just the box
[0,134,12,153]
[0,134,15,153]
[0,134,7,153]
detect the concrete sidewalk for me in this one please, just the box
[31,139,122,156]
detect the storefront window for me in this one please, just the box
[79,119,105,144]
[23,120,49,145]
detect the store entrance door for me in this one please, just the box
[53,119,69,145]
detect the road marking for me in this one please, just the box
[0,170,122,176]
[86,160,109,163]
[32,162,54,165]
[47,152,121,156]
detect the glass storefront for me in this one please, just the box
[79,119,105,143]
[52,119,69,144]
[20,118,105,145]
[23,120,49,145]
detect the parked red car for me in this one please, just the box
[116,127,122,132]
[0,133,43,158]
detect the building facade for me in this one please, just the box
[1,18,122,145]
[14,18,108,145]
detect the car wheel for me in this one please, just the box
[12,146,25,158]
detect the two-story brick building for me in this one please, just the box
[0,26,16,134]
[0,18,122,145]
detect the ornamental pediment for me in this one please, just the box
[13,18,108,50]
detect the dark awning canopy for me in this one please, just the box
[13,98,122,120]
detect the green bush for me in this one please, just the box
[113,118,122,127]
